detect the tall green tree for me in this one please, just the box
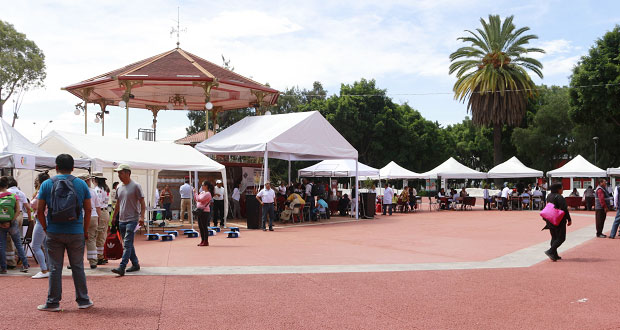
[449,14,544,166]
[568,25,620,168]
[0,20,46,119]
[512,86,574,171]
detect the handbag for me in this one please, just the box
[104,230,123,260]
[540,202,565,226]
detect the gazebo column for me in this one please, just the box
[95,100,110,136]
[146,105,164,141]
[118,80,143,139]
[78,88,93,134]
[251,90,267,115]
[212,106,223,134]
[194,80,219,135]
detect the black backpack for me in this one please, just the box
[49,176,80,223]
[311,183,321,196]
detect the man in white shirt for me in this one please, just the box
[500,184,510,211]
[610,185,620,238]
[81,175,102,269]
[179,178,193,223]
[382,183,394,216]
[256,182,276,231]
[278,182,287,196]
[213,179,225,227]
[231,182,241,219]
[483,185,491,210]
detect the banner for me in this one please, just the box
[241,167,267,191]
[13,154,35,170]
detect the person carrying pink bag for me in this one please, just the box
[542,183,572,261]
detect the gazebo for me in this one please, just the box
[62,47,279,138]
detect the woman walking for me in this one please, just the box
[194,181,212,246]
[31,172,51,278]
[543,183,572,261]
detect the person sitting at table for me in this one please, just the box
[458,187,469,210]
[584,186,595,210]
[314,197,329,219]
[448,189,458,210]
[437,188,447,209]
[569,188,580,197]
[408,186,417,211]
[338,194,350,216]
[532,188,543,209]
[510,188,520,209]
[521,189,531,209]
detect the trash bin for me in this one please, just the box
[245,195,261,229]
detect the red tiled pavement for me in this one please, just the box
[1,207,615,330]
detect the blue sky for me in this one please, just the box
[3,0,620,143]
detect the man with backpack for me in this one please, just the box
[0,176,29,274]
[111,164,145,276]
[36,154,93,312]
[4,177,31,269]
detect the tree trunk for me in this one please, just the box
[493,123,503,187]
[0,98,4,119]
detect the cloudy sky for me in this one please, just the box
[3,0,620,143]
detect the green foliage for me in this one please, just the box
[512,86,574,171]
[450,14,544,166]
[568,25,620,168]
[0,20,46,117]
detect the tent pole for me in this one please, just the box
[355,159,359,219]
[194,170,199,231]
[263,149,269,185]
[189,171,194,230]
[146,170,150,236]
[288,159,291,185]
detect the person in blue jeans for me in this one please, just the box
[30,171,51,279]
[608,185,620,239]
[0,176,29,274]
[111,164,145,276]
[36,154,93,312]
[256,182,276,231]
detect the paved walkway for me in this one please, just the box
[3,207,619,329]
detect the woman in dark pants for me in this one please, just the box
[193,181,212,247]
[543,183,572,261]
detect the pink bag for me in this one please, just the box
[540,202,565,226]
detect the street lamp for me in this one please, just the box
[33,120,53,139]
[593,136,599,165]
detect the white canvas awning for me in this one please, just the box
[419,157,487,179]
[298,159,379,177]
[548,155,606,178]
[0,118,89,169]
[608,167,620,176]
[195,111,358,161]
[38,130,228,225]
[487,156,543,179]
[363,161,423,180]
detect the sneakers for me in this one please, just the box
[20,266,29,273]
[111,267,125,276]
[0,269,6,274]
[97,259,108,265]
[126,265,140,273]
[37,304,61,312]
[544,250,558,262]
[32,271,50,279]
[78,300,94,309]
[90,264,97,269]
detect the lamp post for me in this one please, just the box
[33,120,53,139]
[593,136,599,165]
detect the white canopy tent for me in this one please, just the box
[548,155,607,190]
[37,130,228,229]
[487,156,543,178]
[195,111,362,218]
[607,167,620,176]
[548,155,606,177]
[366,161,423,180]
[0,118,89,169]
[420,157,487,180]
[298,159,379,178]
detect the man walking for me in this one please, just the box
[5,177,31,269]
[501,184,510,211]
[37,154,93,311]
[256,182,276,231]
[213,179,225,227]
[111,164,145,276]
[179,178,192,223]
[382,183,393,216]
[231,182,241,219]
[595,178,611,238]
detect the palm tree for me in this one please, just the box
[449,15,544,165]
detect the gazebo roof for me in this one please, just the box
[63,48,279,111]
